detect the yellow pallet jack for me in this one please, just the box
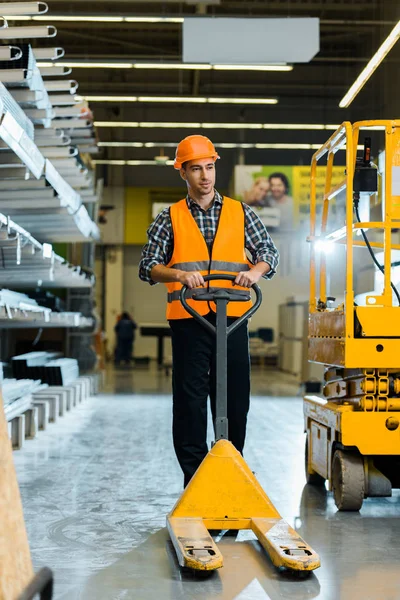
[167,274,320,573]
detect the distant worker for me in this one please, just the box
[139,135,279,487]
[268,172,294,230]
[114,312,137,366]
[243,176,270,207]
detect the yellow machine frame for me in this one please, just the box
[304,120,400,510]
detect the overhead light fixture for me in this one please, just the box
[33,15,124,22]
[203,122,263,129]
[134,62,212,70]
[7,14,184,23]
[208,97,277,105]
[263,123,325,130]
[339,20,400,108]
[93,159,175,166]
[98,142,144,147]
[78,95,138,102]
[95,122,140,128]
[93,121,337,130]
[39,61,132,69]
[94,141,362,151]
[37,60,292,72]
[138,122,201,128]
[83,95,278,105]
[138,96,207,103]
[125,17,184,23]
[213,64,293,72]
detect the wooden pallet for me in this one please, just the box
[0,392,34,599]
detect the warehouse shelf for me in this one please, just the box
[0,213,95,286]
[0,83,99,239]
[11,206,99,243]
[0,306,94,328]
[0,290,93,329]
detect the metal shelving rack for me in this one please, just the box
[0,1,100,327]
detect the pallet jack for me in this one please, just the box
[304,120,400,510]
[167,274,320,573]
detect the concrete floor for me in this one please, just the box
[12,365,400,600]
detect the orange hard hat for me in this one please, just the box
[174,135,220,170]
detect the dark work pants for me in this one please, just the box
[169,312,250,487]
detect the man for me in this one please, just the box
[139,135,279,487]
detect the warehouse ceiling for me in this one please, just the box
[27,0,400,185]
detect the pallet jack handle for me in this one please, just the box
[180,274,262,441]
[180,274,262,337]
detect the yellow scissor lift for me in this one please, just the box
[305,120,400,510]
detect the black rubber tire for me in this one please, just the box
[305,435,326,486]
[332,449,365,511]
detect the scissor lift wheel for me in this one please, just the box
[332,449,365,511]
[305,434,326,486]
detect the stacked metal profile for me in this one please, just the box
[12,351,79,385]
[0,1,99,328]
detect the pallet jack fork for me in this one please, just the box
[167,274,320,573]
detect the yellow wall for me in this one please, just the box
[124,187,152,245]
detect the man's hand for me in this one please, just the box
[235,269,263,288]
[178,271,205,289]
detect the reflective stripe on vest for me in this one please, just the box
[165,196,253,320]
[169,260,250,273]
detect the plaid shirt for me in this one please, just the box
[139,190,279,284]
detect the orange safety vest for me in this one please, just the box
[165,196,253,320]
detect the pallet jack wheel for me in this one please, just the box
[305,435,325,486]
[332,449,365,511]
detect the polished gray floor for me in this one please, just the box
[12,366,400,600]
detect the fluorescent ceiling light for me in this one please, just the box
[98,142,144,147]
[263,123,325,130]
[95,122,140,127]
[8,15,183,23]
[93,159,175,166]
[139,96,207,103]
[339,20,400,108]
[40,61,132,69]
[95,141,362,151]
[213,64,293,72]
[84,95,277,105]
[79,95,138,102]
[38,61,292,71]
[93,121,342,130]
[134,62,211,70]
[208,97,277,105]
[138,122,201,128]
[33,15,124,22]
[125,17,184,23]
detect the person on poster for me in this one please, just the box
[243,176,270,207]
[268,172,294,230]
